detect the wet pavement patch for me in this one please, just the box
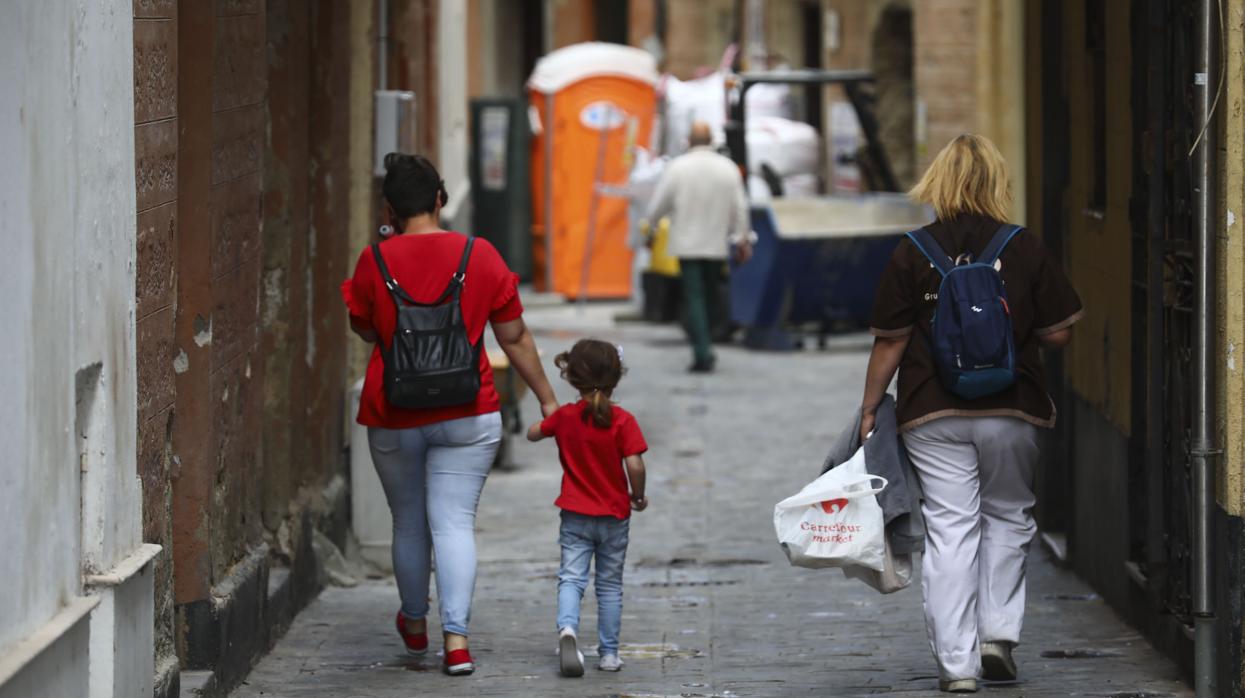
[634,557,767,568]
[619,642,706,660]
[640,579,739,587]
[1040,648,1124,659]
[1042,593,1100,601]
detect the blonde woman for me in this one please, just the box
[861,135,1083,693]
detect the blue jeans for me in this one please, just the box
[557,511,630,655]
[368,412,502,637]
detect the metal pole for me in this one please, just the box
[1191,0,1218,695]
[1144,0,1167,602]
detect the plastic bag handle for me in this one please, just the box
[777,472,888,510]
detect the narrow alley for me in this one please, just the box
[232,303,1190,698]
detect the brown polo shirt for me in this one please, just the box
[869,213,1084,431]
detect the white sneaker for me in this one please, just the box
[598,653,623,672]
[938,678,978,693]
[558,627,585,678]
[981,641,1017,681]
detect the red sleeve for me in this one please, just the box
[539,407,562,437]
[347,247,377,330]
[615,411,648,457]
[473,239,524,323]
[490,272,524,323]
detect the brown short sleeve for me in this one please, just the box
[869,241,917,337]
[1031,241,1084,335]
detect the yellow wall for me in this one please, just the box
[345,0,377,441]
[974,1,1026,224]
[1050,0,1134,433]
[1218,0,1245,516]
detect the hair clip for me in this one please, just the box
[379,224,395,238]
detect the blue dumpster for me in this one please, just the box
[729,194,931,348]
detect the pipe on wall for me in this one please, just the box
[377,0,388,91]
[1191,0,1219,695]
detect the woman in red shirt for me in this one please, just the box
[343,153,559,675]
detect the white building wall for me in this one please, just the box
[0,1,152,696]
[70,0,142,581]
[439,0,471,228]
[0,0,88,657]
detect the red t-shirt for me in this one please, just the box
[342,232,523,429]
[540,402,648,520]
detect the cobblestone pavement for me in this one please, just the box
[233,303,1191,697]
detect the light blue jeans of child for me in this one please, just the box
[367,412,502,637]
[557,510,630,655]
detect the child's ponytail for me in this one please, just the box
[586,389,612,428]
[554,339,625,429]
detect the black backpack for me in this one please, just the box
[370,237,481,409]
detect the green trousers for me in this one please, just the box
[679,259,722,365]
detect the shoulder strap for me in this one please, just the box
[904,228,954,277]
[454,236,475,281]
[371,243,419,306]
[371,242,425,304]
[979,224,1024,266]
[442,236,475,302]
[373,236,477,307]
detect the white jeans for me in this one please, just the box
[902,416,1040,681]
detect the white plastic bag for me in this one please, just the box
[842,535,914,594]
[774,446,887,571]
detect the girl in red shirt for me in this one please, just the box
[526,339,648,677]
[344,154,559,676]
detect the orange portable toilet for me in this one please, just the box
[528,43,658,299]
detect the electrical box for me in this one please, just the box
[470,98,532,280]
[374,90,417,176]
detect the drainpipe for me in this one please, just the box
[1191,0,1218,695]
[378,0,388,91]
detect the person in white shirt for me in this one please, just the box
[647,122,753,372]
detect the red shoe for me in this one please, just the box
[443,648,475,676]
[394,611,428,656]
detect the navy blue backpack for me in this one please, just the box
[905,224,1024,400]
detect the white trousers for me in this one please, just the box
[902,416,1040,681]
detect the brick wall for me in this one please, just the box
[912,0,977,172]
[208,0,267,584]
[393,0,440,158]
[664,0,736,79]
[133,0,179,689]
[132,0,359,690]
